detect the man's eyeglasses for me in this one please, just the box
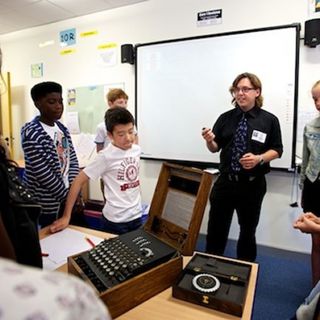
[232,87,256,95]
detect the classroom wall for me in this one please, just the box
[1,0,319,253]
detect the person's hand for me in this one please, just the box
[201,127,215,143]
[293,212,317,225]
[49,216,70,233]
[239,153,260,170]
[294,213,305,225]
[303,212,319,222]
[294,217,315,233]
[293,212,320,234]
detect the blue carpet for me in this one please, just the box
[196,234,312,320]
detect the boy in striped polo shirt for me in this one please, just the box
[21,82,79,227]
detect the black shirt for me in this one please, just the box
[213,105,283,175]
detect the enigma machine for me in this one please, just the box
[71,228,178,292]
[68,162,214,318]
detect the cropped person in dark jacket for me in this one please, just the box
[0,135,42,267]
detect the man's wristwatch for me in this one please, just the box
[259,155,265,166]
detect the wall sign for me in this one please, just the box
[197,9,222,27]
[60,28,76,46]
[31,63,43,78]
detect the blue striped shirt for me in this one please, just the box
[21,117,79,216]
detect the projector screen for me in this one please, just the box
[136,24,299,169]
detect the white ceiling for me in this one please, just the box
[0,0,147,35]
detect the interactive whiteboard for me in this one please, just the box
[136,24,300,169]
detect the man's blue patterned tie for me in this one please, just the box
[231,113,248,172]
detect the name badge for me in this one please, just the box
[251,130,266,143]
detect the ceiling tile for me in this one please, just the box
[49,0,108,15]
[0,0,40,9]
[0,0,148,35]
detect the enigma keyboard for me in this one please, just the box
[73,229,178,292]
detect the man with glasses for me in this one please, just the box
[201,72,283,262]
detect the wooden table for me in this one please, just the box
[40,226,258,319]
[117,256,258,320]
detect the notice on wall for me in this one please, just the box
[197,9,222,27]
[97,42,117,67]
[31,63,43,78]
[308,0,320,16]
[65,111,80,134]
[60,28,76,47]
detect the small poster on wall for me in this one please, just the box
[67,88,76,106]
[65,111,80,134]
[97,42,118,67]
[31,63,43,78]
[308,0,320,16]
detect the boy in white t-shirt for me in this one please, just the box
[94,88,138,201]
[50,107,142,235]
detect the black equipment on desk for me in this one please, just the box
[73,229,178,292]
[172,253,252,317]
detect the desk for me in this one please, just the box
[117,256,258,320]
[40,226,258,320]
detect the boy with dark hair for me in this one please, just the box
[50,107,142,235]
[21,81,79,227]
[95,88,136,201]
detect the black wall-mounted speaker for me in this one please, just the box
[121,44,134,64]
[305,19,320,47]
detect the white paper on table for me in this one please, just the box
[40,228,104,270]
[42,257,62,271]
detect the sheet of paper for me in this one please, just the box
[71,133,96,167]
[66,111,81,134]
[42,257,61,270]
[203,168,220,174]
[40,228,104,270]
[162,189,195,230]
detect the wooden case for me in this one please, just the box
[172,252,252,317]
[68,162,214,318]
